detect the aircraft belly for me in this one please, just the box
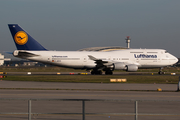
[139,63,170,68]
[51,60,94,69]
[29,56,95,69]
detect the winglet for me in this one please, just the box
[8,24,47,51]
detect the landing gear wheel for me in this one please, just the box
[91,71,95,75]
[105,70,113,75]
[91,70,102,75]
[158,71,162,75]
[158,71,165,75]
[98,70,102,75]
[158,67,165,75]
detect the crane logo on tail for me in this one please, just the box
[14,31,28,45]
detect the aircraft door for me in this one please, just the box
[158,51,162,63]
[83,56,87,62]
[48,57,51,62]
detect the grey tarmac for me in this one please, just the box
[0,80,180,120]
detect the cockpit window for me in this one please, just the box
[165,51,168,53]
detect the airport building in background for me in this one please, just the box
[78,46,127,51]
[0,53,11,66]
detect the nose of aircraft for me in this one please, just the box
[174,57,179,64]
[171,55,179,65]
[168,53,178,65]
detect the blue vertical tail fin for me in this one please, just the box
[8,24,47,51]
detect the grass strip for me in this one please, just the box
[1,75,179,84]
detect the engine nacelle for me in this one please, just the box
[113,63,126,70]
[126,64,138,72]
[113,63,138,72]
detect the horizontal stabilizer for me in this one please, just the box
[13,50,39,57]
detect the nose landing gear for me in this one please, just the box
[158,67,165,75]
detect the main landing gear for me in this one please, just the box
[105,70,113,75]
[91,70,102,75]
[91,69,113,75]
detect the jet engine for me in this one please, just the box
[113,62,126,70]
[113,63,138,72]
[126,64,138,72]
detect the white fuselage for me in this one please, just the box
[16,49,178,70]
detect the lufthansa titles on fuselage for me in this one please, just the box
[52,55,68,58]
[134,54,157,58]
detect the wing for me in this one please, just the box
[88,55,113,69]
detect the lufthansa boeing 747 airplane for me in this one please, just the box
[8,24,178,75]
